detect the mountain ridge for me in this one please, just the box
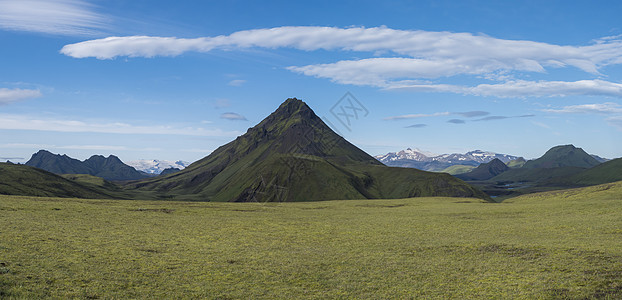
[129,98,489,202]
[26,150,148,181]
[375,148,522,172]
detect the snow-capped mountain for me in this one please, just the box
[432,150,520,164]
[127,159,191,174]
[375,148,436,163]
[375,148,522,172]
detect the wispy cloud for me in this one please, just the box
[228,79,246,86]
[455,111,490,118]
[0,0,108,35]
[0,88,41,105]
[220,112,247,121]
[61,26,622,98]
[474,114,535,121]
[213,98,231,109]
[384,112,450,120]
[531,121,551,129]
[61,26,622,73]
[385,111,489,120]
[0,113,239,136]
[447,119,466,124]
[606,116,622,131]
[543,102,622,114]
[387,79,622,98]
[404,124,427,128]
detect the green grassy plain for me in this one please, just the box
[2,182,622,298]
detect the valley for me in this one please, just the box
[1,182,622,298]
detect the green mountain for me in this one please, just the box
[26,150,148,181]
[0,162,116,199]
[456,158,509,181]
[548,157,622,186]
[440,165,475,175]
[506,157,526,168]
[130,98,488,201]
[522,145,600,169]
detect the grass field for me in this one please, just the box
[2,182,622,298]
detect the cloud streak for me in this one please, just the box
[384,112,450,120]
[0,88,42,105]
[60,26,622,98]
[220,112,247,121]
[405,124,427,128]
[543,102,622,114]
[0,0,108,35]
[0,113,240,136]
[61,26,622,73]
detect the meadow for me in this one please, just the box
[1,182,622,298]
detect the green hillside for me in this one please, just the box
[506,157,526,168]
[0,163,116,199]
[129,98,488,201]
[2,181,622,298]
[490,166,586,183]
[548,157,622,186]
[456,158,509,181]
[440,164,475,175]
[522,145,600,169]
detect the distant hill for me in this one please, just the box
[375,148,522,172]
[590,154,610,163]
[159,167,181,176]
[548,157,622,186]
[522,145,600,169]
[0,162,116,199]
[506,157,526,168]
[129,98,489,202]
[440,165,475,175]
[26,150,148,181]
[456,158,510,181]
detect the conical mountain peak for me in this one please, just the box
[132,98,488,202]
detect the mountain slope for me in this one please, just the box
[0,162,117,199]
[548,157,622,186]
[456,158,510,181]
[26,150,147,181]
[130,98,488,201]
[522,145,600,169]
[506,157,526,168]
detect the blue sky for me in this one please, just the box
[2,0,622,164]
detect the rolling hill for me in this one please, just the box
[522,145,600,169]
[456,158,509,181]
[26,150,148,181]
[129,98,488,201]
[0,162,117,199]
[547,157,622,186]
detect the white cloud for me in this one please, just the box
[469,80,622,98]
[0,0,108,35]
[61,26,622,73]
[388,79,622,98]
[542,102,622,131]
[542,102,622,114]
[0,113,240,136]
[220,112,247,121]
[384,112,450,120]
[0,88,41,105]
[60,26,622,98]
